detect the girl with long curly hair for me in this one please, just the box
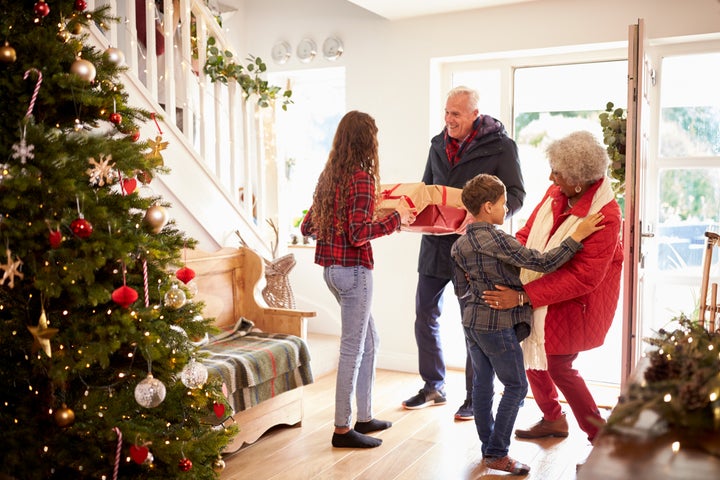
[301,111,415,448]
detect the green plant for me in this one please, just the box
[203,37,293,110]
[599,102,627,196]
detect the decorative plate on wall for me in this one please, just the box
[271,41,291,64]
[296,38,317,63]
[322,37,343,61]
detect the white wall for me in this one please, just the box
[225,0,720,373]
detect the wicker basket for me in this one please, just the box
[262,253,297,309]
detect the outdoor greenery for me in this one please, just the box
[599,102,627,197]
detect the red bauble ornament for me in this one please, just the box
[178,458,193,472]
[49,229,62,249]
[109,112,122,125]
[213,402,225,419]
[121,178,137,195]
[112,285,138,308]
[130,130,141,142]
[70,217,93,238]
[129,444,149,464]
[34,1,50,17]
[175,266,196,284]
[137,170,153,185]
[74,0,88,11]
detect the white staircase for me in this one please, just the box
[87,0,277,256]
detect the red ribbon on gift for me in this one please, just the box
[380,184,416,209]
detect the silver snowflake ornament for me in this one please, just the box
[11,138,34,164]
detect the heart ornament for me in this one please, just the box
[129,444,149,464]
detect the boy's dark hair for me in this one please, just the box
[461,174,506,216]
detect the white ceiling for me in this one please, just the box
[346,0,539,20]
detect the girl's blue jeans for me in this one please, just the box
[324,265,378,428]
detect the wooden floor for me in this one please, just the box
[220,368,617,480]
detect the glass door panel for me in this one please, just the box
[642,52,720,342]
[512,61,627,384]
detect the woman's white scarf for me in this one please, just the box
[520,177,614,370]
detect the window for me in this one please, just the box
[268,67,346,243]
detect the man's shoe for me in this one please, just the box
[514,413,569,438]
[402,388,447,409]
[454,398,473,420]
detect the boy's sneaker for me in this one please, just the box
[454,398,474,420]
[402,388,447,409]
[484,455,530,475]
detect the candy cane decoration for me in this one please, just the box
[142,259,149,307]
[23,68,43,118]
[113,427,122,480]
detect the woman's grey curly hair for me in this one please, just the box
[546,131,609,185]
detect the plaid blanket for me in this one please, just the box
[201,331,313,412]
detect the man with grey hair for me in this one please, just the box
[402,86,526,420]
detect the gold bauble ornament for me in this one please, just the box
[0,42,17,63]
[70,21,83,35]
[57,29,70,43]
[213,457,226,472]
[70,58,96,82]
[143,205,168,234]
[54,404,75,427]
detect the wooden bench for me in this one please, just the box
[184,247,316,452]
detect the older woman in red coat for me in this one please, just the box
[483,131,623,444]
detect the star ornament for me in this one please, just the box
[0,248,24,288]
[27,310,59,358]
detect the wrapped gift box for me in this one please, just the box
[378,183,472,235]
[377,182,430,219]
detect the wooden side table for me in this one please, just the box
[579,429,720,479]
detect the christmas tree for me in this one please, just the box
[0,1,236,478]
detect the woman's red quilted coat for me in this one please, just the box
[516,181,623,355]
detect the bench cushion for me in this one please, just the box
[201,331,313,412]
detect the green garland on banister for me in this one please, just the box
[203,37,293,110]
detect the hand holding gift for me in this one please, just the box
[395,199,417,227]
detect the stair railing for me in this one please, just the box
[87,0,270,245]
